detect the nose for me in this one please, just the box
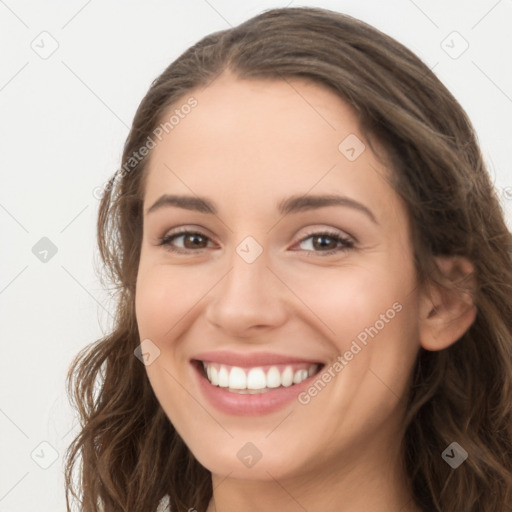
[204,245,289,339]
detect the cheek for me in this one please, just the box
[135,270,167,341]
[135,264,201,341]
[279,260,413,349]
[315,263,420,418]
[135,265,203,429]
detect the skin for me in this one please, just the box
[135,71,476,512]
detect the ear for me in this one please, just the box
[419,256,477,351]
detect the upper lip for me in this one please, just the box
[192,351,324,368]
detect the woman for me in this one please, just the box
[64,6,512,512]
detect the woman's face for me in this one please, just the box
[135,73,422,481]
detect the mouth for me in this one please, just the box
[192,359,325,394]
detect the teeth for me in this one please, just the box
[293,369,308,384]
[247,368,266,389]
[218,366,229,387]
[210,365,219,385]
[266,366,281,388]
[281,366,294,387]
[202,362,319,391]
[229,367,246,389]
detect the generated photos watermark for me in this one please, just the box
[93,96,198,200]
[298,301,403,405]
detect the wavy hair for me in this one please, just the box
[64,6,512,512]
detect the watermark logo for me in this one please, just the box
[134,338,161,366]
[338,133,366,161]
[30,441,59,469]
[31,31,59,59]
[236,236,263,264]
[441,31,469,60]
[442,441,468,469]
[32,237,58,263]
[236,442,263,468]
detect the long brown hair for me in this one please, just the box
[64,7,512,512]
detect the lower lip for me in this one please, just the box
[192,361,322,416]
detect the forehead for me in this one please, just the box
[143,73,402,225]
[161,72,363,158]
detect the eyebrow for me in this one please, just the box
[146,193,378,224]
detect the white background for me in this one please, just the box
[1,1,511,511]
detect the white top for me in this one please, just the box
[156,495,171,512]
[98,494,171,511]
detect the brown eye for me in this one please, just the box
[181,233,208,249]
[295,230,354,257]
[159,230,212,253]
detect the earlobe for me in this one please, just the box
[419,256,478,351]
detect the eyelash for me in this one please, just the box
[157,228,355,257]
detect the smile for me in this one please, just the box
[200,361,321,393]
[191,354,326,415]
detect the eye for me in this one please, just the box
[158,229,213,254]
[158,228,355,256]
[293,229,354,257]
